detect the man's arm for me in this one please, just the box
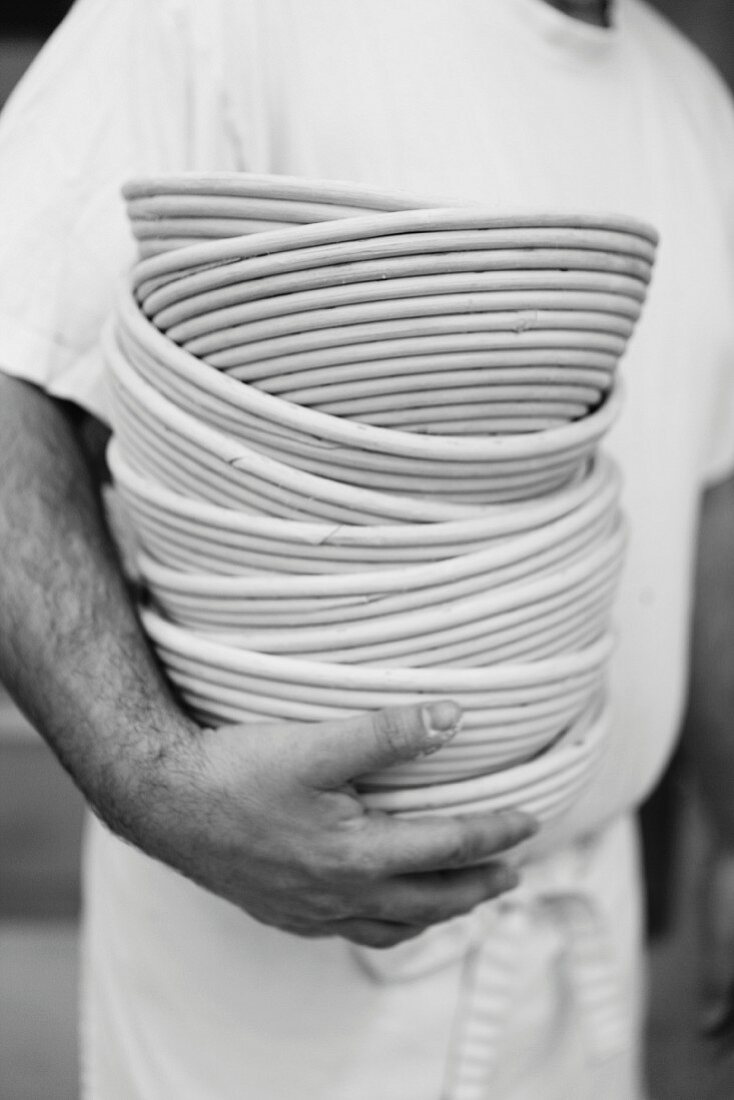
[0,373,535,948]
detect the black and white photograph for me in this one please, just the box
[2,2,734,1097]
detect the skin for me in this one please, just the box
[0,0,653,953]
[0,373,538,948]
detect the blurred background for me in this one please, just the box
[1,3,734,1098]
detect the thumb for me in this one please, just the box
[302,700,463,789]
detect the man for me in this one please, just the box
[1,0,734,1096]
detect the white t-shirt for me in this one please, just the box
[2,1,734,1097]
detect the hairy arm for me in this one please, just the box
[0,373,535,947]
[0,373,197,838]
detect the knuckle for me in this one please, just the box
[302,843,363,899]
[441,821,481,868]
[373,707,415,760]
[443,811,531,867]
[351,846,384,882]
[311,892,354,922]
[301,838,344,883]
[337,829,384,882]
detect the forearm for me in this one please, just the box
[0,373,199,841]
[684,473,734,845]
[0,377,537,945]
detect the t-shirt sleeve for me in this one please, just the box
[0,0,234,423]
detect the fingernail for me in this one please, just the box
[420,701,462,754]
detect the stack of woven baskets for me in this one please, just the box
[108,174,657,823]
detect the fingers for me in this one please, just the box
[364,862,521,927]
[319,810,536,933]
[328,919,428,950]
[318,861,522,943]
[302,700,463,788]
[364,808,538,877]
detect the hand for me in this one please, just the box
[0,383,533,950]
[133,700,537,948]
[0,378,534,948]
